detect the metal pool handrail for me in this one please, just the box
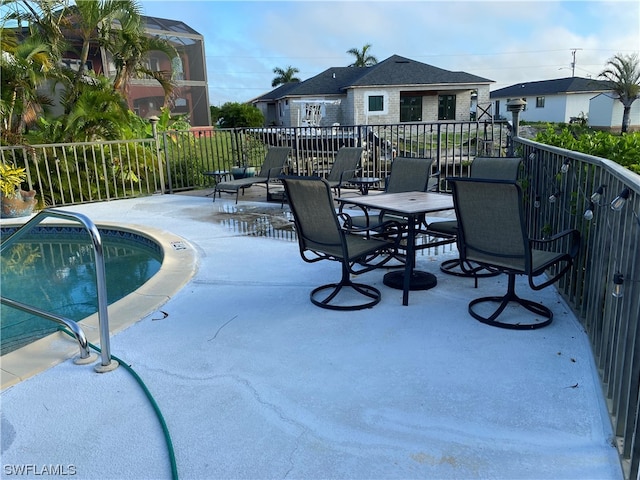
[0,209,117,372]
[1,296,91,361]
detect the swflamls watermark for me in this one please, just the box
[3,464,77,476]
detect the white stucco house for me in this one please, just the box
[589,93,640,132]
[490,77,613,124]
[251,55,494,127]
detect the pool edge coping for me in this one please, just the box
[1,221,198,391]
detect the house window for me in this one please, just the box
[368,95,384,112]
[536,96,545,108]
[400,96,422,122]
[61,58,93,72]
[438,94,456,120]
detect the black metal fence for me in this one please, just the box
[161,121,510,193]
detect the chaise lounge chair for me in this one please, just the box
[213,146,291,203]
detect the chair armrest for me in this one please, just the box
[338,169,358,184]
[265,166,285,180]
[339,211,403,237]
[530,228,581,258]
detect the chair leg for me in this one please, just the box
[310,263,381,311]
[440,258,501,283]
[468,274,553,330]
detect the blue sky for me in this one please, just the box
[139,0,639,106]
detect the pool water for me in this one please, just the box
[0,226,163,355]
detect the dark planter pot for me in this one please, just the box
[231,166,256,180]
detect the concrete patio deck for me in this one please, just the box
[0,187,623,479]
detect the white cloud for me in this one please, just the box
[139,0,640,104]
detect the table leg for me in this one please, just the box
[382,213,437,305]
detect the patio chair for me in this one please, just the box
[346,156,454,265]
[348,156,435,229]
[280,175,400,311]
[449,177,580,330]
[325,147,363,197]
[213,146,291,204]
[427,156,523,281]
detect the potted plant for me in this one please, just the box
[0,163,37,218]
[230,150,257,179]
[231,164,256,180]
[231,135,262,179]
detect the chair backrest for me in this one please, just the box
[470,156,522,180]
[385,157,435,193]
[326,147,363,183]
[280,176,343,255]
[258,147,291,177]
[449,177,529,272]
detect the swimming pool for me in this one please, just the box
[1,225,163,355]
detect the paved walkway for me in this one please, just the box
[0,190,623,479]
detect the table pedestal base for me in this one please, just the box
[383,270,437,291]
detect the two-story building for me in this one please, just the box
[116,15,210,126]
[33,13,210,126]
[252,55,494,127]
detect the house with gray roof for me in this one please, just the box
[490,77,612,124]
[251,55,494,127]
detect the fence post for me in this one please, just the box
[149,116,165,194]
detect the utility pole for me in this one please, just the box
[570,48,582,77]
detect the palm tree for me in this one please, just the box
[64,0,141,106]
[271,66,300,87]
[8,0,69,60]
[599,53,640,133]
[108,13,178,106]
[0,29,55,135]
[346,44,377,67]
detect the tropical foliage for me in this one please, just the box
[0,0,180,145]
[217,102,264,128]
[271,65,300,87]
[535,126,640,174]
[0,162,27,196]
[347,44,378,67]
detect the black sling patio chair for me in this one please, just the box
[347,156,436,228]
[343,156,453,264]
[213,146,291,204]
[280,175,400,311]
[325,147,363,197]
[428,156,523,282]
[448,177,580,330]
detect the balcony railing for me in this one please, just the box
[514,137,640,480]
[1,138,163,207]
[1,122,638,478]
[160,122,510,192]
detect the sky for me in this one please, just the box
[138,0,640,106]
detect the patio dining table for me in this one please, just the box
[336,191,454,306]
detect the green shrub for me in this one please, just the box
[535,127,640,174]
